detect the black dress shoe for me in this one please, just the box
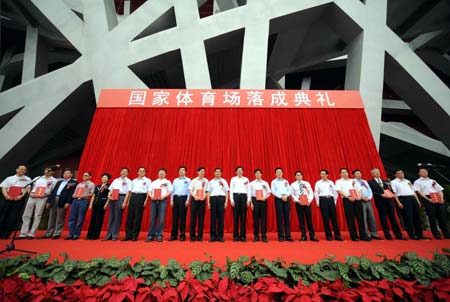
[262,238,268,243]
[208,239,215,242]
[385,235,393,240]
[27,236,35,240]
[121,238,131,241]
[278,238,285,242]
[286,238,294,242]
[180,236,186,241]
[40,235,52,239]
[131,238,137,242]
[233,238,239,242]
[396,236,407,240]
[102,237,112,241]
[72,237,79,240]
[300,236,307,241]
[16,236,27,240]
[361,237,371,242]
[418,235,431,240]
[190,237,196,242]
[218,238,224,242]
[240,238,247,242]
[351,237,359,242]
[156,236,163,242]
[335,237,343,241]
[253,238,259,242]
[410,235,419,240]
[434,236,442,240]
[112,238,118,241]
[197,238,203,242]
[52,235,60,240]
[326,237,333,241]
[168,237,177,241]
[371,236,383,240]
[310,237,319,242]
[64,236,73,240]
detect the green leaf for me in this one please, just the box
[63,260,77,272]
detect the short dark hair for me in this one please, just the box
[214,168,222,172]
[394,169,403,174]
[17,164,27,169]
[352,169,361,175]
[235,166,243,171]
[339,168,348,173]
[179,166,187,171]
[254,168,262,174]
[137,166,146,172]
[63,168,73,174]
[295,170,303,176]
[274,167,283,172]
[101,173,111,180]
[320,169,328,175]
[197,166,205,172]
[159,168,167,173]
[121,167,129,172]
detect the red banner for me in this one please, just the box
[98,89,363,109]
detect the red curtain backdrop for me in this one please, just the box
[77,108,385,233]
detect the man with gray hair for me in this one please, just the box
[368,168,406,240]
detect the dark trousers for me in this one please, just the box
[148,199,167,238]
[374,197,403,238]
[210,196,225,240]
[171,195,188,239]
[319,197,341,239]
[86,204,106,239]
[0,199,24,238]
[68,199,89,238]
[398,196,423,238]
[423,197,450,238]
[125,193,146,240]
[233,193,247,239]
[252,198,267,239]
[274,197,291,240]
[190,200,205,240]
[342,198,365,240]
[294,203,315,237]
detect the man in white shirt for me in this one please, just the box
[147,168,172,242]
[104,167,132,241]
[414,168,450,239]
[352,169,382,241]
[66,171,95,240]
[335,168,366,241]
[314,169,342,241]
[229,166,251,242]
[271,167,293,242]
[250,169,271,242]
[123,167,151,241]
[291,171,318,242]
[206,168,229,242]
[188,167,209,242]
[0,165,31,239]
[169,166,191,241]
[18,167,57,239]
[391,169,428,240]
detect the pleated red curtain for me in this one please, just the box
[77,108,385,233]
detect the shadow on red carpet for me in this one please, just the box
[0,231,448,265]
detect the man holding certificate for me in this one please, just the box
[147,169,172,242]
[368,168,405,240]
[336,168,366,241]
[249,169,271,242]
[206,168,229,242]
[414,168,450,239]
[271,167,293,242]
[290,171,318,242]
[18,167,57,240]
[104,168,132,241]
[0,165,31,239]
[188,167,208,242]
[66,172,95,240]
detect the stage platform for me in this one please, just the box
[1,231,448,265]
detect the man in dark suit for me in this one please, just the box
[368,168,406,240]
[42,168,77,239]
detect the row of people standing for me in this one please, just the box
[0,165,448,242]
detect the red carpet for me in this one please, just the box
[1,230,448,265]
